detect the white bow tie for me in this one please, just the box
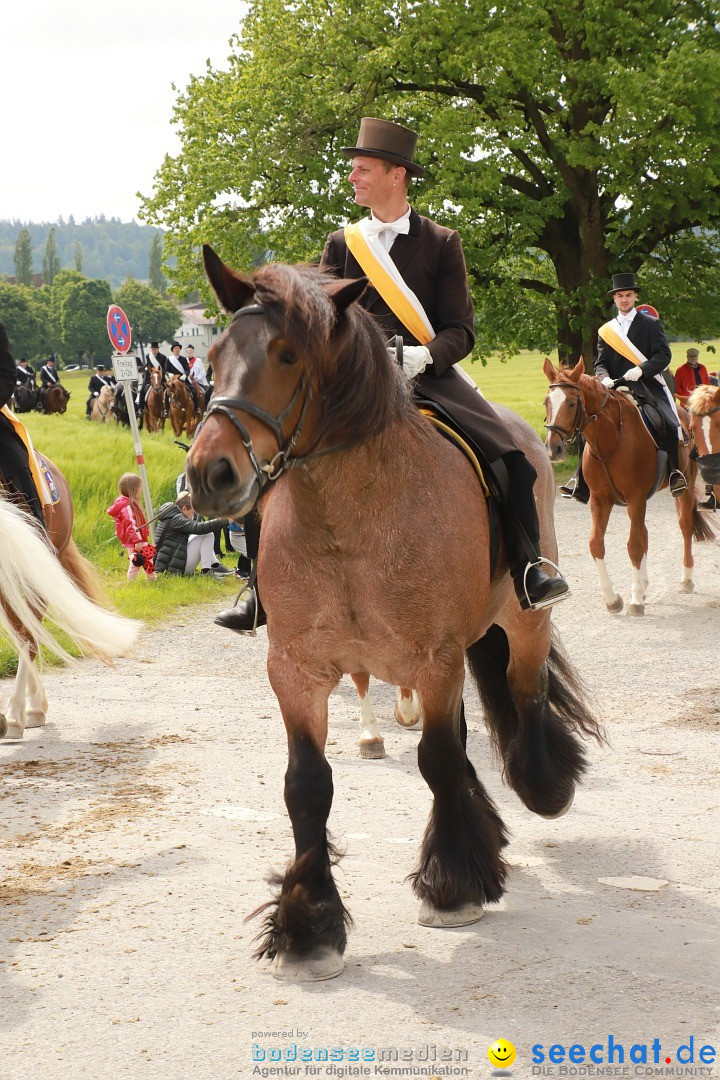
[365,217,410,240]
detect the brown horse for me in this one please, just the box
[687,383,720,507]
[1,454,138,739]
[543,358,713,615]
[186,250,600,982]
[166,374,204,437]
[41,384,71,414]
[89,384,116,422]
[143,368,166,432]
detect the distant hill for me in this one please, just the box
[0,218,169,288]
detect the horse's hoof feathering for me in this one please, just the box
[417,900,485,928]
[271,947,344,982]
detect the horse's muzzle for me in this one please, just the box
[185,453,260,519]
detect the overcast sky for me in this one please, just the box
[3,0,247,224]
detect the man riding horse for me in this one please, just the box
[562,272,687,503]
[0,325,49,528]
[215,117,570,633]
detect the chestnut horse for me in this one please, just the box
[0,453,120,739]
[543,358,713,615]
[687,383,720,506]
[40,384,70,414]
[166,374,204,437]
[143,368,166,432]
[186,250,600,982]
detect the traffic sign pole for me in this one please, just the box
[111,353,155,541]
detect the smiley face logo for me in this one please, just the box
[488,1039,516,1069]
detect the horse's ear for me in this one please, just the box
[542,357,557,382]
[323,276,368,315]
[568,357,585,381]
[202,245,255,313]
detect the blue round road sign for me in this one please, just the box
[107,305,132,354]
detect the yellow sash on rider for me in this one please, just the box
[344,220,435,345]
[0,404,52,508]
[598,321,649,367]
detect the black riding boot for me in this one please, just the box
[494,452,570,611]
[559,457,590,503]
[665,439,688,497]
[214,508,265,634]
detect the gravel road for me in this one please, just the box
[1,490,719,1079]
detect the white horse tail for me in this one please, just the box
[0,497,140,663]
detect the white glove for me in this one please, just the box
[623,365,643,382]
[400,344,433,380]
[601,376,614,388]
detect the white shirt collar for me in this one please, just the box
[367,207,412,251]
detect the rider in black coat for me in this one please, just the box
[0,325,45,524]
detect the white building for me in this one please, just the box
[162,303,220,359]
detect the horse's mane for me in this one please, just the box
[687,384,720,416]
[250,263,413,449]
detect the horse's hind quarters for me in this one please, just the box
[271,946,344,982]
[417,900,485,928]
[538,790,574,820]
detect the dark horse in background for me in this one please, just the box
[12,383,40,413]
[40,384,71,414]
[186,249,601,982]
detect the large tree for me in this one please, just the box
[42,226,61,286]
[59,277,113,364]
[141,0,720,363]
[114,277,181,351]
[0,282,47,361]
[13,227,34,288]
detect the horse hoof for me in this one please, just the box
[627,603,645,617]
[0,715,6,739]
[606,596,624,614]
[25,713,46,730]
[394,697,422,728]
[271,946,344,982]
[3,720,24,740]
[679,580,694,594]
[539,790,574,819]
[358,738,385,759]
[417,900,485,928]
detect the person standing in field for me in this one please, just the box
[107,473,156,581]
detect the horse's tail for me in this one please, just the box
[465,624,603,817]
[59,537,107,605]
[691,502,716,542]
[0,498,140,663]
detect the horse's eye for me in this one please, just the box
[279,350,296,366]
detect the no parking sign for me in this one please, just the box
[107,304,132,354]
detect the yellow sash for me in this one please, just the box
[598,321,648,367]
[1,404,52,509]
[344,221,435,345]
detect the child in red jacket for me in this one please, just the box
[107,473,155,580]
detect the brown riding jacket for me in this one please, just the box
[319,210,518,459]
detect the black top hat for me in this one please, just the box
[171,341,181,350]
[96,363,106,370]
[608,272,640,297]
[341,117,424,178]
[150,341,160,349]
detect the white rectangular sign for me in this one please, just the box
[112,353,138,382]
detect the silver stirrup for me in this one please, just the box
[232,582,260,636]
[522,557,571,612]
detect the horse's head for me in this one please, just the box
[186,246,396,518]
[542,358,586,461]
[686,383,720,457]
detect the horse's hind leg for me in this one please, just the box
[467,618,601,819]
[394,687,422,729]
[410,655,508,926]
[24,658,48,729]
[675,486,696,593]
[351,672,385,759]
[254,662,347,981]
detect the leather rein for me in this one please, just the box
[197,303,358,491]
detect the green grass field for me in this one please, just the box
[2,341,715,675]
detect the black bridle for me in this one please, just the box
[197,303,356,490]
[544,380,616,446]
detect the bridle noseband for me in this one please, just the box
[197,303,355,491]
[545,381,615,445]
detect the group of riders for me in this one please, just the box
[13,354,66,413]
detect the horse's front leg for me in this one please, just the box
[410,652,507,928]
[257,654,347,981]
[2,652,32,739]
[24,657,48,729]
[350,672,385,759]
[625,497,649,616]
[675,486,696,593]
[394,687,422,729]
[589,496,623,613]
